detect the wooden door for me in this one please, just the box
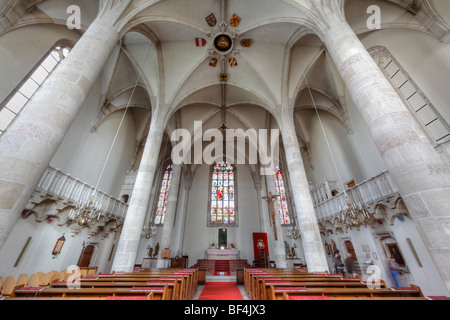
[79,245,94,267]
[345,240,358,262]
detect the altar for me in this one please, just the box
[206,248,239,260]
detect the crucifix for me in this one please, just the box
[262,192,279,241]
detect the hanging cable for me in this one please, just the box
[305,78,347,196]
[94,44,153,192]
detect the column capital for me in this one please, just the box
[284,0,346,40]
[97,0,132,26]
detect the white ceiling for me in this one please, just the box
[28,0,449,142]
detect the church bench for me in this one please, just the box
[249,274,355,300]
[258,280,385,300]
[51,279,181,299]
[94,270,197,299]
[13,286,170,300]
[244,268,338,293]
[268,285,423,300]
[283,293,427,300]
[251,277,359,300]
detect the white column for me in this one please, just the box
[251,170,266,232]
[178,171,193,253]
[111,116,165,272]
[318,8,450,291]
[0,6,126,249]
[280,112,329,272]
[265,174,287,268]
[156,164,182,268]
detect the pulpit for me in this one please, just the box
[206,248,239,260]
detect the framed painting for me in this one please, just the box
[385,242,406,267]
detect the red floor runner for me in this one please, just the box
[198,282,244,300]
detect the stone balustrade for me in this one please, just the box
[312,171,399,220]
[33,166,128,220]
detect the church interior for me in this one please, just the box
[0,0,450,302]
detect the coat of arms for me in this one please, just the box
[195,38,206,47]
[230,13,241,27]
[205,13,216,27]
[240,39,252,47]
[209,57,218,67]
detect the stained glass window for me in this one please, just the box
[209,161,236,225]
[274,166,290,224]
[155,164,172,224]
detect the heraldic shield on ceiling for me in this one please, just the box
[194,1,253,82]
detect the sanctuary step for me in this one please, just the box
[195,259,251,274]
[215,260,230,273]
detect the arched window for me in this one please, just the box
[369,46,449,146]
[0,45,71,135]
[274,166,290,224]
[208,161,237,226]
[155,164,173,224]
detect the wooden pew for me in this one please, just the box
[259,279,385,300]
[270,285,424,300]
[12,286,170,300]
[93,268,197,299]
[51,279,180,300]
[247,270,348,300]
[8,267,199,301]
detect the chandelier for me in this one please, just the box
[339,196,371,229]
[287,225,300,240]
[69,194,102,227]
[143,224,157,239]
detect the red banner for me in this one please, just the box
[253,233,269,266]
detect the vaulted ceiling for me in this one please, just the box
[2,0,449,150]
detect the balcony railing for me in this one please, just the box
[36,166,128,220]
[312,171,399,220]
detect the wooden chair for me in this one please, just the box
[39,273,52,286]
[16,274,28,287]
[1,276,16,297]
[28,273,41,287]
[58,271,67,281]
[49,272,60,285]
[87,269,97,277]
[80,269,88,278]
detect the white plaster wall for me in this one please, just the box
[321,217,449,296]
[50,79,137,198]
[0,24,80,102]
[297,109,378,187]
[0,216,119,278]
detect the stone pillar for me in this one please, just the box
[0,5,127,249]
[178,171,193,253]
[317,8,450,291]
[280,112,329,272]
[111,115,165,272]
[251,170,266,232]
[265,174,287,268]
[156,164,182,268]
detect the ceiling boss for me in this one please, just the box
[196,2,253,80]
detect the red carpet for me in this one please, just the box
[198,282,244,300]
